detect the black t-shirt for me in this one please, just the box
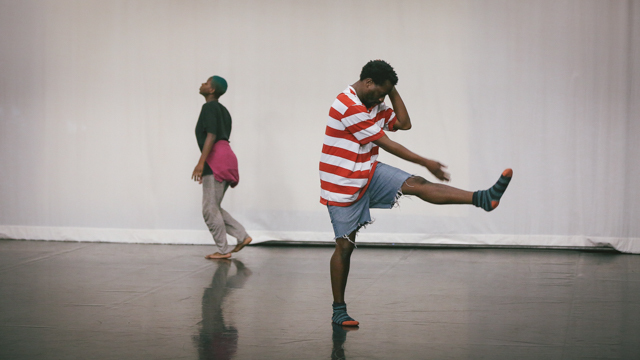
[195,101,232,175]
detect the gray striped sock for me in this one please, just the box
[473,169,512,211]
[332,302,357,325]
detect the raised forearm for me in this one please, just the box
[374,133,424,166]
[388,87,411,130]
[373,133,450,181]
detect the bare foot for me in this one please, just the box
[205,252,231,259]
[232,237,252,253]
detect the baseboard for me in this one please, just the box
[0,225,637,254]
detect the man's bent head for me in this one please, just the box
[356,60,398,108]
[360,60,398,86]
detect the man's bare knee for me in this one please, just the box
[407,176,430,186]
[336,238,354,249]
[335,234,356,255]
[402,176,431,195]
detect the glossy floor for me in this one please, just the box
[1,240,639,359]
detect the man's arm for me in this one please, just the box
[373,133,449,181]
[192,132,216,184]
[388,87,411,131]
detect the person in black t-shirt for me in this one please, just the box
[192,76,252,259]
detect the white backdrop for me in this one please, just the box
[1,0,639,253]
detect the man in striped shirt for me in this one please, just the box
[322,60,512,326]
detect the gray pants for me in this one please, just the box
[202,175,249,254]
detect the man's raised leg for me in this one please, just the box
[330,231,359,326]
[401,169,513,211]
[401,176,473,204]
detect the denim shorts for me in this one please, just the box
[327,162,411,240]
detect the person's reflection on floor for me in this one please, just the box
[194,259,252,360]
[331,323,358,360]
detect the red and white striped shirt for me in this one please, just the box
[320,86,397,206]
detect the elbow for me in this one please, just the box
[397,116,411,130]
[398,121,411,130]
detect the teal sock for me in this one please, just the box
[332,302,358,326]
[473,169,513,211]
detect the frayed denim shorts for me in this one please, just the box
[327,162,411,240]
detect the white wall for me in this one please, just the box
[1,0,638,253]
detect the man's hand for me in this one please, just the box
[192,162,205,184]
[422,158,450,182]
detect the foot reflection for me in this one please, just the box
[331,323,358,360]
[194,259,252,360]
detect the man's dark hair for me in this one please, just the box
[359,60,398,86]
[210,75,228,97]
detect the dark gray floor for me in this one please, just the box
[1,240,639,360]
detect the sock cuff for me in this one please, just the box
[333,302,347,309]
